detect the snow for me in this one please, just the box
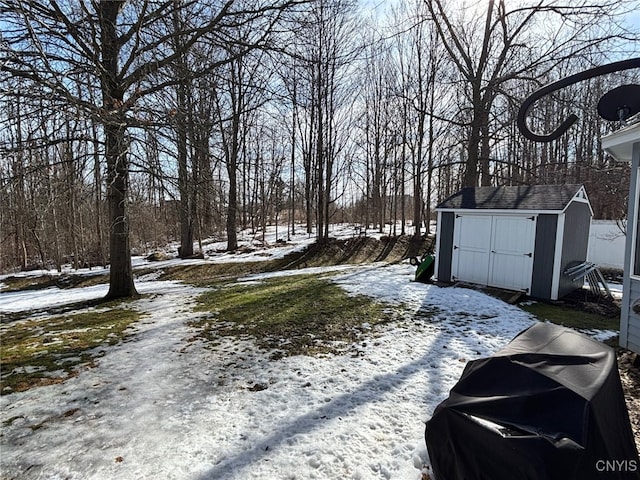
[0,224,400,283]
[0,281,184,315]
[0,231,618,480]
[607,281,623,300]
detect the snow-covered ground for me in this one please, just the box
[0,227,619,480]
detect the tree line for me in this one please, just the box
[1,0,638,297]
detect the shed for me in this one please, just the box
[601,119,640,355]
[434,184,593,300]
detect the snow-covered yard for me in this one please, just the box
[0,228,619,480]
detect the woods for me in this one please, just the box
[1,0,639,296]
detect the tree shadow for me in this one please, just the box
[195,343,445,479]
[194,283,513,479]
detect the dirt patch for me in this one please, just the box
[276,235,429,270]
[601,267,624,284]
[558,287,621,318]
[159,260,270,284]
[619,351,640,452]
[160,235,430,285]
[1,273,109,293]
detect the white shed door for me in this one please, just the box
[452,215,492,285]
[488,216,536,292]
[452,214,536,292]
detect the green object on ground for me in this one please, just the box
[415,255,435,283]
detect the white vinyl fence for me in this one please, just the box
[587,220,625,270]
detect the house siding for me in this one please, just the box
[558,202,592,299]
[437,212,454,282]
[530,214,557,299]
[620,143,640,354]
[626,278,640,353]
[600,126,639,354]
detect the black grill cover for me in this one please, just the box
[425,322,639,480]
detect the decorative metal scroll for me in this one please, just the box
[517,58,640,143]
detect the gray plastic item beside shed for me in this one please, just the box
[434,184,593,300]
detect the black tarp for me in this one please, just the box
[425,322,640,480]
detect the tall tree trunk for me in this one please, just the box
[304,104,314,234]
[177,116,194,257]
[93,128,106,268]
[48,155,62,272]
[290,81,297,239]
[14,164,28,270]
[465,91,482,188]
[101,0,137,299]
[13,97,28,270]
[315,59,325,242]
[226,154,238,251]
[225,82,241,251]
[104,121,137,298]
[63,140,79,270]
[426,84,435,233]
[480,110,491,186]
[173,5,194,258]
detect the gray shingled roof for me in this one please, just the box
[436,184,585,211]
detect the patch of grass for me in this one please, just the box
[191,274,392,357]
[160,262,269,285]
[1,306,141,393]
[520,301,619,332]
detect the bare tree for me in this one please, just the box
[1,0,304,297]
[2,1,636,277]
[293,0,362,241]
[425,0,634,188]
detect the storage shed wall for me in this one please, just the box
[530,214,558,299]
[437,212,455,282]
[558,202,592,299]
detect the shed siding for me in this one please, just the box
[437,212,455,282]
[530,214,557,299]
[558,202,592,298]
